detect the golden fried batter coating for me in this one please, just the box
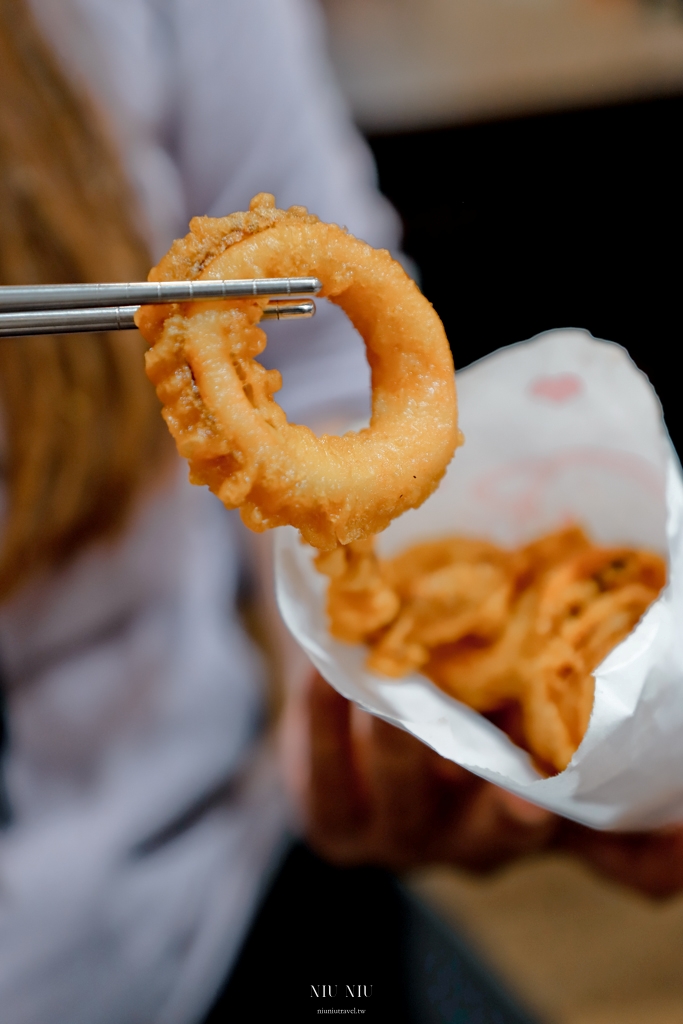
[320,526,666,773]
[138,194,459,549]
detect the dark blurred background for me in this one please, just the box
[367,96,682,453]
[322,0,683,453]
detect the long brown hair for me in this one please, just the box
[0,0,169,600]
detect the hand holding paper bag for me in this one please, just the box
[276,330,683,832]
[303,670,683,896]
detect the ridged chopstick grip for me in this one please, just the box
[0,277,322,312]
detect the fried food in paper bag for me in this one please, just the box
[316,527,666,772]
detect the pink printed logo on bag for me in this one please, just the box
[529,373,583,402]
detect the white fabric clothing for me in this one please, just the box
[0,2,400,1022]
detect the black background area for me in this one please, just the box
[208,843,412,1022]
[205,843,536,1023]
[367,94,682,454]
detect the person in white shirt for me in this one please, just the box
[2,3,680,1022]
[0,2,400,1021]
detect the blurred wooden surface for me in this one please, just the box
[322,0,683,130]
[409,855,683,1024]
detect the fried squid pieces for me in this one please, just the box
[138,194,459,549]
[316,527,666,773]
[138,194,662,775]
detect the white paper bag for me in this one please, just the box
[274,329,683,830]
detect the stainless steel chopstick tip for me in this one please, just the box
[0,298,316,338]
[262,299,315,320]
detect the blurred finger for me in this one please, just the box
[307,672,368,841]
[367,717,444,855]
[559,823,683,899]
[439,782,558,870]
[428,750,476,785]
[497,788,556,826]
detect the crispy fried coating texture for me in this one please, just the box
[317,526,666,772]
[138,194,459,549]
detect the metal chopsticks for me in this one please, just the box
[0,299,316,337]
[0,277,321,338]
[0,277,321,311]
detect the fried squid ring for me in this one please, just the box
[137,194,459,549]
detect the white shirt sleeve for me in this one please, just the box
[2,2,402,1021]
[167,0,402,427]
[32,0,401,427]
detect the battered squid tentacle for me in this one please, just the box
[321,526,666,775]
[139,193,460,549]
